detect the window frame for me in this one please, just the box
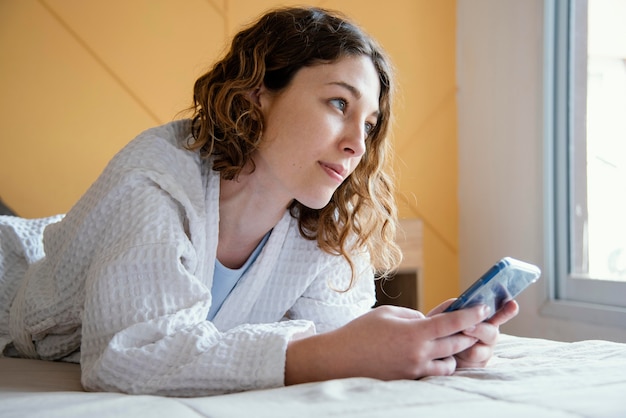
[542,0,626,328]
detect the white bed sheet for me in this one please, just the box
[1,334,625,417]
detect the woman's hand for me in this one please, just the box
[428,299,520,369]
[284,303,492,385]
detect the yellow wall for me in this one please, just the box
[0,0,458,310]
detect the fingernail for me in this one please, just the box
[481,305,491,317]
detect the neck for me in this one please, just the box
[217,174,289,268]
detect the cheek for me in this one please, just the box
[349,154,366,175]
[262,109,304,146]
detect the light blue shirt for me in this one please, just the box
[207,231,271,320]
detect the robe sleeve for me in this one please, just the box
[286,248,376,334]
[79,172,314,396]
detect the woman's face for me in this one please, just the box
[252,55,381,210]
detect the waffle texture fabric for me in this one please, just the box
[0,120,375,396]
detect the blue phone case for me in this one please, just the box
[443,257,541,319]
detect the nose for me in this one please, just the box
[341,122,367,158]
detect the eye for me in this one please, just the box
[330,98,347,112]
[364,122,375,135]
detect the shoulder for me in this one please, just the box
[110,120,200,173]
[92,120,211,201]
[59,120,212,243]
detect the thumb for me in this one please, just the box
[427,298,457,317]
[374,305,426,320]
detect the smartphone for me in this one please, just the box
[443,257,541,319]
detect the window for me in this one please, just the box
[546,0,626,324]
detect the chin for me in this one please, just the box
[300,201,330,211]
[297,195,333,211]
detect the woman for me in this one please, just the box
[0,7,518,396]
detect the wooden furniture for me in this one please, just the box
[375,218,423,310]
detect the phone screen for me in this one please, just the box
[443,257,541,318]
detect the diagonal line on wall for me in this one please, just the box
[397,86,458,154]
[37,0,162,125]
[395,87,459,255]
[397,191,458,254]
[223,0,230,44]
[201,0,228,39]
[202,0,225,16]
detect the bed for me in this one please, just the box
[1,333,625,417]
[1,210,625,416]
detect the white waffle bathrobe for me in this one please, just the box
[0,120,375,396]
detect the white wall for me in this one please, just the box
[456,0,626,343]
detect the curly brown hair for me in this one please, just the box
[187,6,402,288]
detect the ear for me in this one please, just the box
[248,85,262,106]
[248,84,271,109]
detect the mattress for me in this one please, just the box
[1,334,625,417]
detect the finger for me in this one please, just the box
[462,321,499,346]
[456,342,494,368]
[426,298,457,317]
[423,356,457,377]
[487,300,519,327]
[432,333,479,360]
[425,304,491,339]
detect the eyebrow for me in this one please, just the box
[327,81,380,117]
[328,81,362,99]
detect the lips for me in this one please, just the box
[319,162,347,182]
